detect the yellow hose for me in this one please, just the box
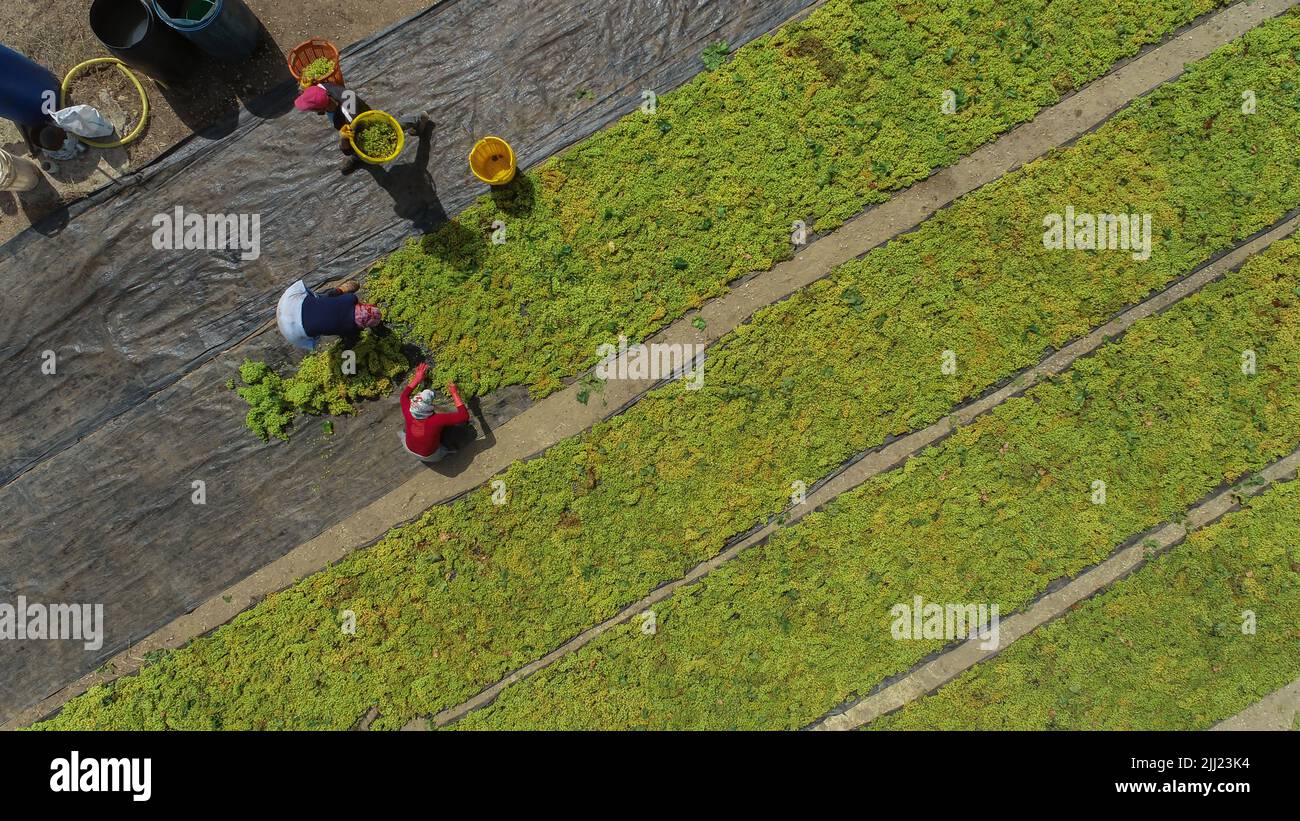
[60,58,150,149]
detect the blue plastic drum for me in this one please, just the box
[153,0,261,61]
[0,43,59,127]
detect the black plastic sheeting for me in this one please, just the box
[0,0,815,722]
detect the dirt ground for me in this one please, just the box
[0,0,432,243]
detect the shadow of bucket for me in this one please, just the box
[153,0,261,62]
[89,0,192,86]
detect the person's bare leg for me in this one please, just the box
[400,111,435,135]
[338,135,362,174]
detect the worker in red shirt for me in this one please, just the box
[400,363,468,462]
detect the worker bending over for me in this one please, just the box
[276,279,382,351]
[400,363,468,462]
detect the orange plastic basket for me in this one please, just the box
[288,38,344,87]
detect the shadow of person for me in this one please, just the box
[12,174,70,236]
[420,395,496,477]
[392,338,423,362]
[361,116,448,235]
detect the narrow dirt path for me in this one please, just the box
[812,447,1300,731]
[9,0,1296,730]
[1213,678,1300,731]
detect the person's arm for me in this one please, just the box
[407,363,429,391]
[401,364,427,424]
[399,380,414,424]
[321,83,347,106]
[447,382,466,411]
[429,382,469,426]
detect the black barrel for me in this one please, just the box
[89,0,193,85]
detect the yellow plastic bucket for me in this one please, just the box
[341,110,405,164]
[469,136,516,185]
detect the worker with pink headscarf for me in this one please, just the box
[276,279,382,351]
[294,82,430,173]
